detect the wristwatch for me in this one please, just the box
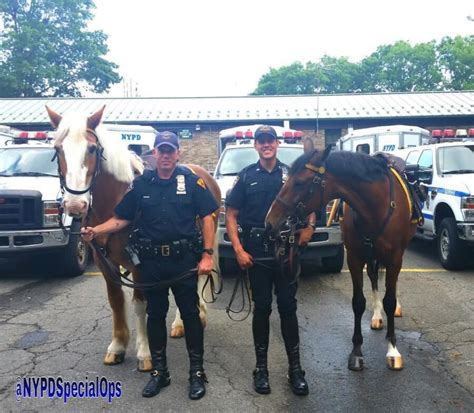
[202,248,214,256]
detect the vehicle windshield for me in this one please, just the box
[438,145,474,174]
[0,148,58,177]
[215,146,303,176]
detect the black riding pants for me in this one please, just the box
[246,240,298,318]
[141,251,200,322]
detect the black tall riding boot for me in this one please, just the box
[252,310,271,394]
[142,317,171,398]
[281,314,309,396]
[183,314,207,400]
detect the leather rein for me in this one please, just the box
[53,128,221,296]
[275,161,396,248]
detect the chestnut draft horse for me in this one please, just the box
[46,106,221,372]
[266,146,418,371]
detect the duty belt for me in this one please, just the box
[135,238,198,258]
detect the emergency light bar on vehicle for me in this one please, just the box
[12,131,53,144]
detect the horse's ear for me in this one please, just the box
[87,105,106,130]
[303,137,314,153]
[321,144,332,161]
[46,105,62,129]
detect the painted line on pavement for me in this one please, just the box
[342,268,446,273]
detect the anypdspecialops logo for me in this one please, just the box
[16,376,122,404]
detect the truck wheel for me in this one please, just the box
[321,244,345,273]
[437,217,466,270]
[58,220,89,276]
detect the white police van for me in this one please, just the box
[101,124,158,155]
[394,140,474,270]
[337,125,431,154]
[214,126,344,275]
[0,133,88,276]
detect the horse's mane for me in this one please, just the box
[55,113,140,183]
[290,149,388,183]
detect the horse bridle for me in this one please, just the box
[275,162,327,225]
[53,128,105,197]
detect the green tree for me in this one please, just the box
[252,62,318,95]
[252,37,474,95]
[0,0,120,97]
[360,40,442,92]
[438,35,474,90]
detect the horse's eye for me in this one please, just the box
[88,146,97,155]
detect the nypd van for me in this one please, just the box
[394,141,474,270]
[101,124,158,155]
[337,125,431,154]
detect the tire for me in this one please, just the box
[437,217,466,270]
[321,244,345,273]
[56,220,89,277]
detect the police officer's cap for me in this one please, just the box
[254,125,277,141]
[154,131,179,150]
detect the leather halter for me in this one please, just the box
[54,128,104,196]
[275,162,327,222]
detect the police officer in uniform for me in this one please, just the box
[81,131,218,400]
[225,125,314,396]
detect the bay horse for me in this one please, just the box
[265,146,417,371]
[46,105,221,372]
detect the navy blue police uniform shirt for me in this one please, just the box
[226,160,288,230]
[115,165,218,243]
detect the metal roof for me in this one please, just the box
[0,91,472,125]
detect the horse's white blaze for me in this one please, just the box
[386,342,401,358]
[371,289,383,322]
[133,299,150,361]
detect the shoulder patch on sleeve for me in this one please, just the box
[196,177,206,189]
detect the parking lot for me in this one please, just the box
[0,239,473,412]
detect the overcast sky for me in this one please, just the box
[90,0,473,98]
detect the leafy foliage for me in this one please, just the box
[252,36,473,95]
[0,0,120,97]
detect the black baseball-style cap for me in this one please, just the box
[254,125,277,141]
[154,131,179,150]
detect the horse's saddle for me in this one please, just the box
[373,152,425,226]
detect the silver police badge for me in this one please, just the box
[176,175,186,194]
[281,166,289,183]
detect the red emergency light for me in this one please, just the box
[431,130,442,138]
[468,128,474,138]
[18,131,29,138]
[244,130,253,139]
[34,131,48,139]
[283,131,293,139]
[443,129,455,138]
[293,131,303,139]
[235,131,243,139]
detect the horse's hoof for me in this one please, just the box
[104,351,125,365]
[394,307,403,317]
[387,355,404,370]
[348,355,364,371]
[170,325,185,338]
[370,318,383,330]
[138,358,153,372]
